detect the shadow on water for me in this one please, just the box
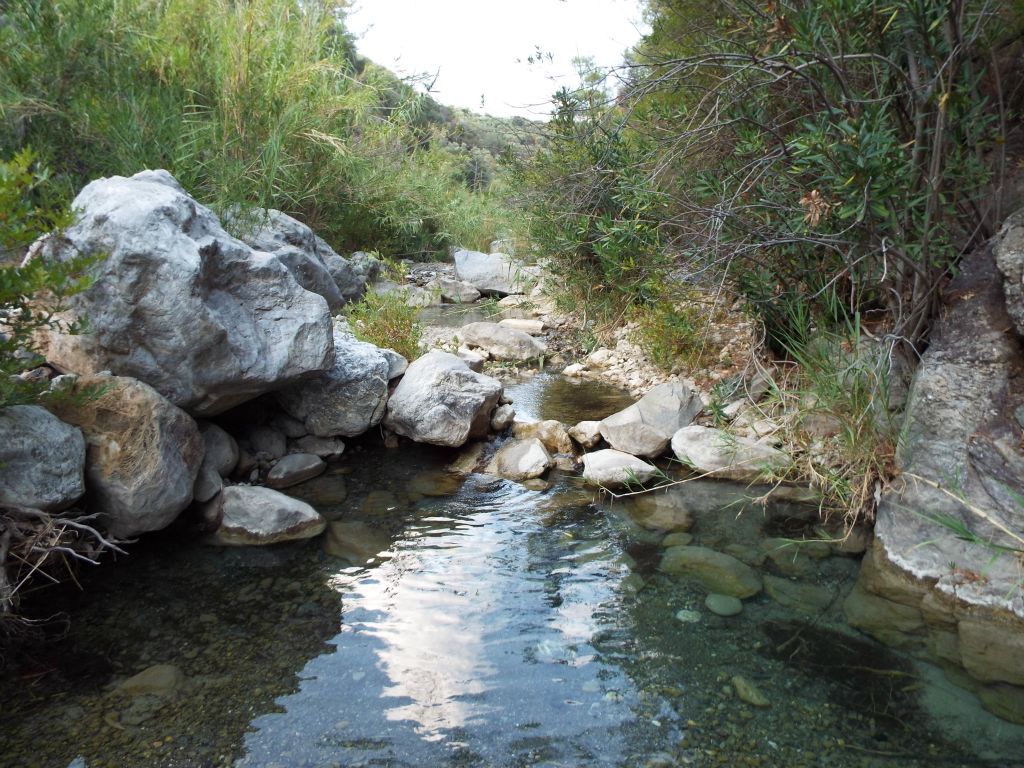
[0,531,342,768]
[759,619,918,726]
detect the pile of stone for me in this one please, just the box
[0,170,514,547]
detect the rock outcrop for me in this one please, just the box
[34,171,334,416]
[599,382,704,458]
[276,324,390,437]
[995,209,1024,336]
[0,405,86,511]
[47,374,204,538]
[846,240,1024,723]
[383,351,503,447]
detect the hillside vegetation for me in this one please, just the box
[0,0,534,258]
[508,0,1022,517]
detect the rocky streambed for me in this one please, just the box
[3,169,1024,767]
[4,372,1024,768]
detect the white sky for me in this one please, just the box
[345,0,649,119]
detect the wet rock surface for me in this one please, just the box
[485,437,553,481]
[203,485,326,545]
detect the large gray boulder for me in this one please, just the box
[0,405,86,511]
[436,277,481,304]
[383,351,503,447]
[454,249,534,296]
[233,207,366,305]
[460,321,547,361]
[670,425,792,481]
[47,374,204,537]
[276,324,391,437]
[269,246,344,311]
[599,382,704,458]
[203,485,326,546]
[33,171,334,416]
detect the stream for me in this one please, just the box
[2,374,1024,767]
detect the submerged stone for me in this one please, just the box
[705,593,744,617]
[732,675,770,707]
[659,545,762,598]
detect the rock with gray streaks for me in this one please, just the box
[33,171,333,416]
[0,405,85,511]
[383,351,503,447]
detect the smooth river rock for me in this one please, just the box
[486,438,553,482]
[384,351,503,447]
[581,449,658,489]
[671,425,792,481]
[33,170,334,416]
[622,487,694,532]
[48,374,204,538]
[705,593,744,617]
[599,382,704,458]
[659,545,762,598]
[204,485,326,546]
[266,453,326,489]
[460,321,547,361]
[197,422,239,478]
[0,405,85,512]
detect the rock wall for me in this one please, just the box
[845,235,1024,723]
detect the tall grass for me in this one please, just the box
[0,0,516,256]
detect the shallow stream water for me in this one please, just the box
[3,374,1024,768]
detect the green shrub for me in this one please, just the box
[628,290,717,372]
[0,0,514,258]
[345,290,422,363]
[0,149,96,407]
